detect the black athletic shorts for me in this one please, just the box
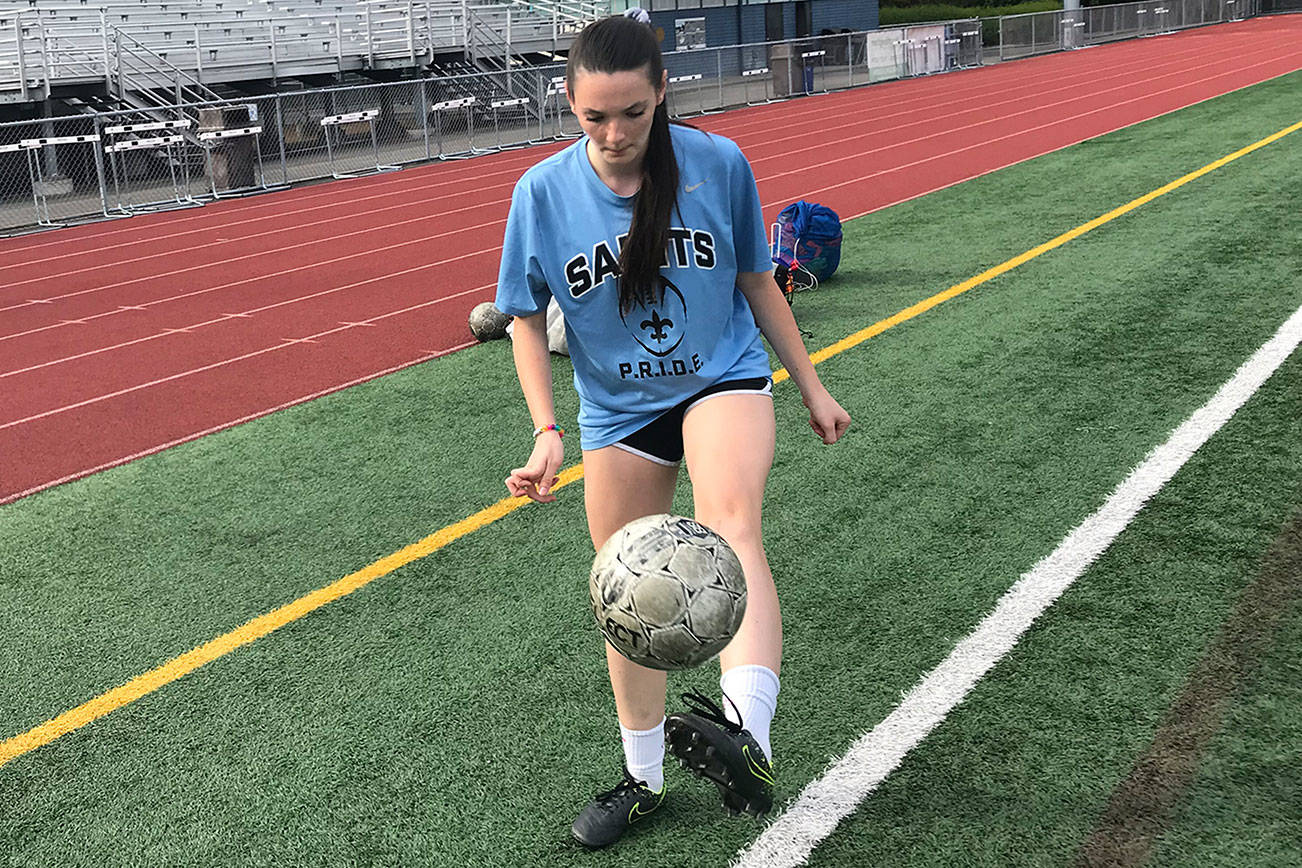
[614,376,773,466]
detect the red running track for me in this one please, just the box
[2,16,1300,504]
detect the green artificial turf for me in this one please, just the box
[0,71,1298,868]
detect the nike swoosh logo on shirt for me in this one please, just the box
[685,180,708,193]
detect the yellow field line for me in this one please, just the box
[2,117,1298,772]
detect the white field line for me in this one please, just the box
[735,302,1302,868]
[0,32,1259,291]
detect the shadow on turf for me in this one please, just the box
[547,772,772,858]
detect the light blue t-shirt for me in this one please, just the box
[495,125,774,450]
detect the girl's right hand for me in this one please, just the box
[505,431,564,503]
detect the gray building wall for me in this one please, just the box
[645,0,878,53]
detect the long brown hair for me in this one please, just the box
[566,16,678,315]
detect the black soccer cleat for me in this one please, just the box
[665,690,775,817]
[570,767,666,849]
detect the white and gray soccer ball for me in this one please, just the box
[589,514,747,671]
[468,301,511,341]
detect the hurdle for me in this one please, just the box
[742,67,771,105]
[959,28,983,66]
[197,124,282,198]
[1136,5,1176,36]
[905,36,945,75]
[489,97,532,150]
[892,38,914,77]
[1060,17,1087,48]
[103,119,201,215]
[320,109,397,179]
[0,140,45,229]
[943,37,962,68]
[799,51,828,94]
[668,73,704,117]
[15,134,110,227]
[1151,5,1174,34]
[430,96,479,159]
[545,76,577,138]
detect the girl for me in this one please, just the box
[494,16,850,848]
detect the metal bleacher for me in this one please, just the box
[0,0,606,106]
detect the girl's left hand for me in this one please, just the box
[804,388,851,445]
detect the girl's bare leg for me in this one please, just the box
[681,394,780,674]
[582,444,679,729]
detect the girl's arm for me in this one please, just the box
[506,311,565,502]
[737,270,851,445]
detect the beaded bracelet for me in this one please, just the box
[532,423,565,439]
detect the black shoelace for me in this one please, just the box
[594,772,644,808]
[680,688,744,735]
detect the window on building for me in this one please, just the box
[795,0,812,37]
[765,3,783,41]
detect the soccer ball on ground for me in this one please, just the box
[468,301,511,341]
[589,514,747,671]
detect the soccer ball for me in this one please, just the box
[589,514,747,671]
[468,301,510,341]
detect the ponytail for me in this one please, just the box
[619,99,678,314]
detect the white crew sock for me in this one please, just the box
[720,664,781,762]
[620,718,665,791]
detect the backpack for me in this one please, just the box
[770,200,842,300]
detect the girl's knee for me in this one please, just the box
[696,507,763,550]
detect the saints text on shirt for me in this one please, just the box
[563,228,717,297]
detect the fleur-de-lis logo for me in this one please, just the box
[640,310,674,342]
[621,276,686,357]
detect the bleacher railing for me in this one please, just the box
[0,0,595,95]
[0,1,1267,236]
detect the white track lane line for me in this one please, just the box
[0,19,1282,268]
[0,32,1184,263]
[6,41,1297,381]
[0,38,1220,299]
[0,243,499,377]
[3,34,1256,289]
[734,302,1302,868]
[0,339,476,506]
[761,43,1302,188]
[0,36,1281,325]
[0,281,493,429]
[4,43,1296,372]
[0,27,1256,281]
[838,65,1302,223]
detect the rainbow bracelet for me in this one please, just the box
[532,423,565,439]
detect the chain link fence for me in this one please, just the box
[0,2,1266,235]
[1000,0,1262,60]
